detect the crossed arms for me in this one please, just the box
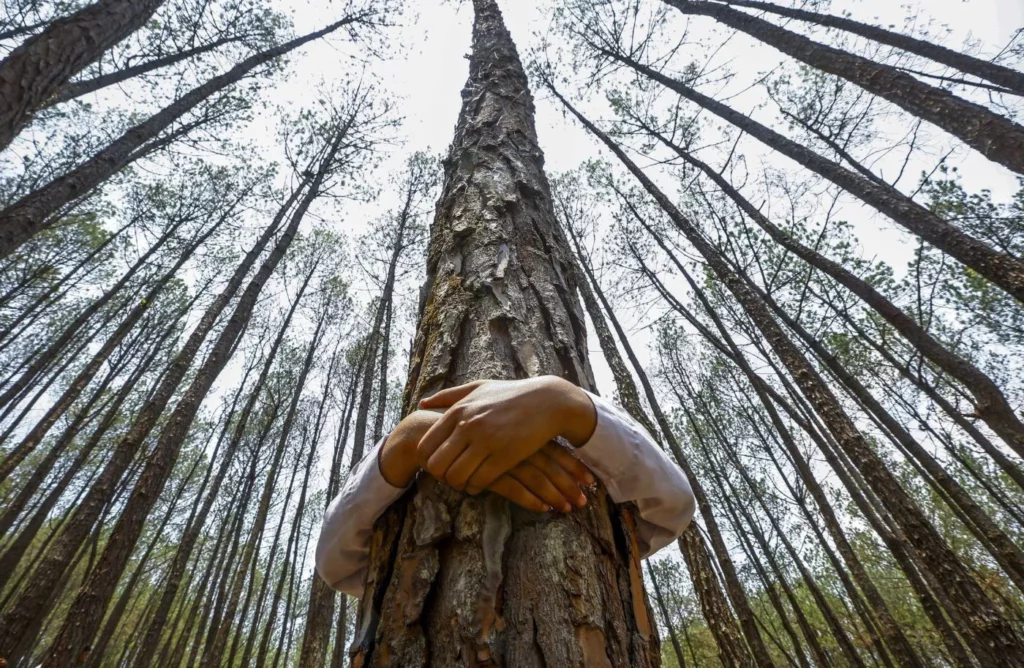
[316,376,696,596]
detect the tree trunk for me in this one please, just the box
[203,303,332,668]
[45,33,253,108]
[0,0,166,150]
[0,209,185,422]
[587,48,1024,306]
[668,0,1024,175]
[645,562,689,668]
[351,2,659,666]
[0,15,358,258]
[0,197,238,488]
[553,85,1024,664]
[756,285,1024,594]
[715,0,1024,95]
[299,358,363,667]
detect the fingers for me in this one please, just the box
[416,408,463,468]
[508,461,574,513]
[444,446,489,491]
[424,423,471,480]
[528,449,588,509]
[489,475,550,513]
[542,442,596,487]
[418,381,486,410]
[464,454,509,496]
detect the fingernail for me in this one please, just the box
[562,503,572,513]
[584,473,596,485]
[576,493,587,507]
[544,505,553,513]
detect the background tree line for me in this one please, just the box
[0,0,1022,665]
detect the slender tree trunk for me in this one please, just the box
[372,295,393,444]
[299,357,360,666]
[0,308,178,593]
[0,198,239,487]
[86,452,203,664]
[718,495,811,668]
[330,596,350,668]
[0,209,185,422]
[715,0,1024,95]
[0,172,306,661]
[0,0,166,150]
[667,0,1024,175]
[692,401,866,668]
[353,2,659,665]
[583,49,1024,305]
[645,562,689,668]
[565,206,771,667]
[756,285,1024,594]
[256,426,318,667]
[46,33,254,108]
[131,260,313,667]
[204,306,331,667]
[641,124,1024,456]
[0,217,132,349]
[0,319,143,539]
[0,15,358,258]
[553,85,1024,664]
[40,131,345,663]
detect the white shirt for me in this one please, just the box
[315,391,695,596]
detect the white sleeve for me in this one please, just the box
[315,437,408,596]
[575,391,696,558]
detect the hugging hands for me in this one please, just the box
[379,376,598,513]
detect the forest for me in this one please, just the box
[0,0,1022,665]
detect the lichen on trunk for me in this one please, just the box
[348,1,660,665]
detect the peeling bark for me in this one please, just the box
[352,2,659,665]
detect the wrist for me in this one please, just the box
[544,376,597,447]
[379,433,419,488]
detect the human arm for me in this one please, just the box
[315,409,595,594]
[418,376,696,558]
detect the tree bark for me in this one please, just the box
[299,357,363,667]
[552,84,1024,664]
[668,0,1024,175]
[0,197,239,490]
[351,2,659,666]
[45,33,255,108]
[645,562,689,668]
[0,0,166,150]
[638,228,919,668]
[0,14,359,258]
[715,0,1024,96]
[131,258,314,668]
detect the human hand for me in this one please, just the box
[416,376,598,496]
[382,410,595,513]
